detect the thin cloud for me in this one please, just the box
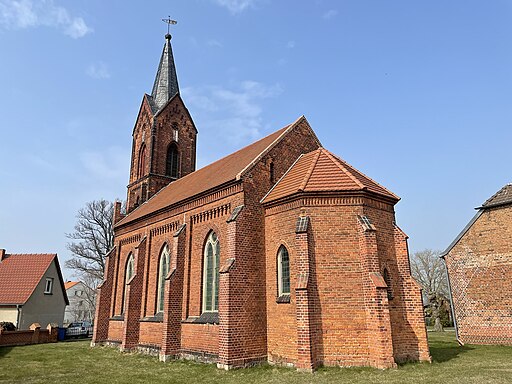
[86,61,111,79]
[286,40,295,49]
[212,0,260,15]
[0,0,92,38]
[207,39,223,48]
[182,80,282,147]
[323,9,338,20]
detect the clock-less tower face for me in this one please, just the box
[126,33,197,214]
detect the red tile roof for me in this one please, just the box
[116,116,316,227]
[64,281,79,290]
[261,148,399,203]
[0,253,56,305]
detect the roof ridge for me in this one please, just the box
[322,149,365,189]
[236,115,312,180]
[298,149,322,192]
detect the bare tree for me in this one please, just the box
[66,199,115,296]
[410,249,449,332]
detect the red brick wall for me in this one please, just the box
[139,322,163,346]
[0,326,57,347]
[152,96,196,179]
[264,195,430,368]
[364,205,430,362]
[181,323,219,355]
[107,319,123,342]
[445,205,512,345]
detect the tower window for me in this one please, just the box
[202,231,220,312]
[138,144,146,179]
[166,143,179,178]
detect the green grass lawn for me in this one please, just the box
[1,332,511,383]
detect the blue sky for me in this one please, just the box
[0,0,511,280]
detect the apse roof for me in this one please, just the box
[261,147,399,204]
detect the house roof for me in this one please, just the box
[441,183,512,257]
[0,253,67,305]
[479,183,512,209]
[117,116,317,228]
[64,281,79,290]
[261,147,399,204]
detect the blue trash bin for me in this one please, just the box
[58,327,66,341]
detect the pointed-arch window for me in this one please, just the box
[277,246,290,296]
[157,244,170,313]
[202,231,220,312]
[121,253,135,314]
[383,268,393,300]
[138,144,146,179]
[166,143,179,178]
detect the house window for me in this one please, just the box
[277,246,290,296]
[121,253,135,314]
[138,144,146,178]
[157,244,170,313]
[166,143,179,178]
[75,290,82,296]
[202,231,220,312]
[270,161,275,184]
[383,268,393,300]
[44,278,54,294]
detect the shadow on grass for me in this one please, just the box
[0,346,13,357]
[429,338,474,363]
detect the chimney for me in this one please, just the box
[113,201,125,225]
[0,249,6,261]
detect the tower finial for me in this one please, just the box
[162,16,177,40]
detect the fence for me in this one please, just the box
[0,323,58,347]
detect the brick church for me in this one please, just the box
[92,31,430,371]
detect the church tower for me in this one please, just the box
[126,30,197,213]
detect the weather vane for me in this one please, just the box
[162,16,177,35]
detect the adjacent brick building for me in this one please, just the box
[92,31,430,370]
[442,184,512,345]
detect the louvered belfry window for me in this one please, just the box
[166,142,179,178]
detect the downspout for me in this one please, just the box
[441,256,463,346]
[15,305,21,330]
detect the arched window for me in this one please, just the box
[202,231,220,312]
[138,144,146,179]
[277,246,290,296]
[156,244,170,313]
[383,268,393,300]
[166,143,179,178]
[121,253,135,314]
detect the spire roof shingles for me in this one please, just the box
[150,35,179,112]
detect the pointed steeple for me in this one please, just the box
[151,33,179,111]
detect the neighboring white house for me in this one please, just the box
[64,281,94,324]
[0,249,68,329]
